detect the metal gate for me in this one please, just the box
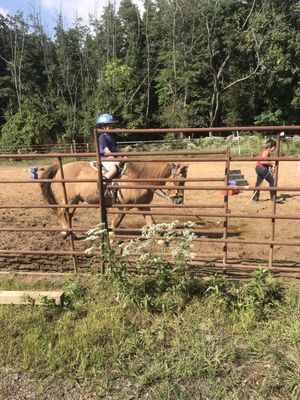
[0,125,299,277]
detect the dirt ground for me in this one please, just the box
[0,160,299,276]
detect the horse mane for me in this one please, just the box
[40,164,60,207]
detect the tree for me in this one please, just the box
[0,13,29,113]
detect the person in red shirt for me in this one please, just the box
[252,139,277,202]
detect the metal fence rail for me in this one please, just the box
[0,125,299,276]
[1,124,299,155]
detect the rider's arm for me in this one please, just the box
[99,134,110,155]
[261,149,273,168]
[103,147,112,155]
[99,134,118,155]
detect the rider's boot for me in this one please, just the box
[103,176,109,185]
[96,177,110,196]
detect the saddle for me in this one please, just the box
[91,161,126,204]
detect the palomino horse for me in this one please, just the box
[40,161,188,238]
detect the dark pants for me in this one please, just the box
[253,166,276,201]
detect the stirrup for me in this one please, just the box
[96,178,109,196]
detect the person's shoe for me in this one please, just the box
[252,199,259,203]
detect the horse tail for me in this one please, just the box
[40,164,60,208]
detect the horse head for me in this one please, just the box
[166,163,189,204]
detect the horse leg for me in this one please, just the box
[110,206,129,243]
[67,196,83,239]
[140,207,155,226]
[58,196,81,239]
[68,207,81,240]
[57,207,70,239]
[111,206,130,230]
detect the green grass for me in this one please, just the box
[0,156,95,168]
[135,134,300,157]
[0,271,300,399]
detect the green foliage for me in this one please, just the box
[95,59,135,124]
[85,223,285,322]
[38,295,56,306]
[130,133,300,156]
[254,110,284,126]
[235,268,285,317]
[103,222,203,313]
[1,0,300,145]
[0,266,297,398]
[0,98,58,148]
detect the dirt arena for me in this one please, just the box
[0,160,299,275]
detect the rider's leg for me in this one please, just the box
[104,164,118,181]
[265,172,276,200]
[253,166,265,201]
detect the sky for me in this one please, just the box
[0,0,143,34]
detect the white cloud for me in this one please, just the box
[41,0,143,27]
[41,0,105,25]
[0,6,9,17]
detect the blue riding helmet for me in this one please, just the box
[96,113,115,126]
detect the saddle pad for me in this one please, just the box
[89,161,98,171]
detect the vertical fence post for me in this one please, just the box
[236,131,241,156]
[94,128,109,274]
[268,131,281,268]
[57,157,78,273]
[222,147,230,271]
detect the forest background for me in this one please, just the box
[0,0,300,149]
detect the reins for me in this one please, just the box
[151,167,182,201]
[118,165,182,203]
[152,188,174,201]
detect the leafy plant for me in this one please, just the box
[85,221,206,313]
[39,295,56,306]
[254,110,284,126]
[234,268,285,318]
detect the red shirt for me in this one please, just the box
[256,148,272,167]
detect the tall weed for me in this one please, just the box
[104,222,206,312]
[0,226,297,398]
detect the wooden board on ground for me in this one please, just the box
[0,291,64,305]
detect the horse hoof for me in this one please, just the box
[108,232,115,241]
[60,231,68,239]
[72,233,87,240]
[109,231,115,238]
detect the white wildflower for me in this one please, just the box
[85,246,95,255]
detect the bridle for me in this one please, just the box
[154,166,186,203]
[116,164,186,204]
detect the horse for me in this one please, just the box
[40,161,188,238]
